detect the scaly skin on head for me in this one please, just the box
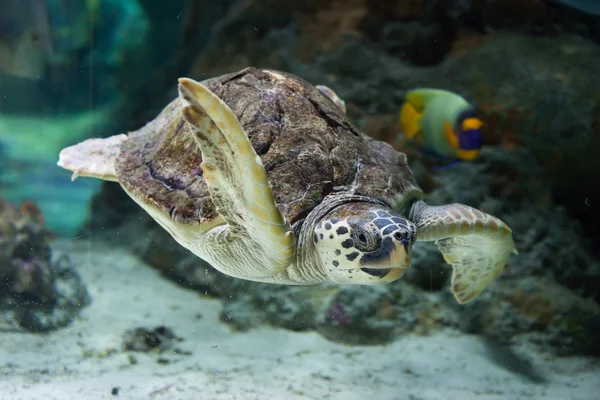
[311,201,417,284]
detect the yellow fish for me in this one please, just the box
[399,89,483,162]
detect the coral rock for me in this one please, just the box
[0,197,90,332]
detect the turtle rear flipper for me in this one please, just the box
[57,134,127,182]
[410,200,517,304]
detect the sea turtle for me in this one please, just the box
[57,67,516,304]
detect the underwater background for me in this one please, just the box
[1,0,599,399]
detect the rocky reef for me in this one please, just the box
[0,198,90,332]
[81,0,599,357]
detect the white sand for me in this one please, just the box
[1,239,598,400]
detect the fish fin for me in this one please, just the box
[406,88,461,110]
[400,102,422,139]
[405,90,428,112]
[405,88,442,110]
[456,149,480,161]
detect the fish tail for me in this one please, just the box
[399,102,422,139]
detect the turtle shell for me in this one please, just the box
[115,67,422,227]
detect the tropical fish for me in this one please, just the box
[399,88,483,164]
[0,0,53,79]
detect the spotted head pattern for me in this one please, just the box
[312,202,417,284]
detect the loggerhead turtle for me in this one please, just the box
[57,67,516,304]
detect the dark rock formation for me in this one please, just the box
[0,198,90,332]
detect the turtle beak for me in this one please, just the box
[359,236,412,280]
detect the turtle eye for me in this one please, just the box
[352,228,379,252]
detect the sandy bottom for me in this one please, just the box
[1,239,598,400]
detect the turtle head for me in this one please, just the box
[312,202,417,284]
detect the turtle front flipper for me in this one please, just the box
[177,77,295,276]
[409,200,517,304]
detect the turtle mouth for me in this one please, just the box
[360,268,392,277]
[359,237,412,272]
